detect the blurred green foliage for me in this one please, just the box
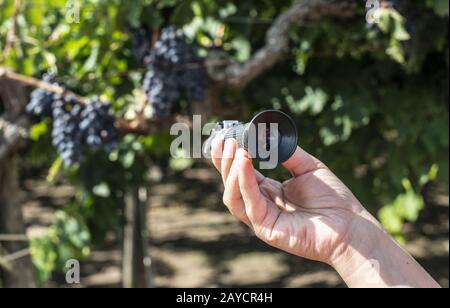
[1,0,448,283]
[30,209,91,284]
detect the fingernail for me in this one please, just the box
[224,138,235,148]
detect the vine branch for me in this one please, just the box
[210,0,358,88]
[0,248,30,271]
[0,68,86,103]
[0,234,28,242]
[0,68,153,135]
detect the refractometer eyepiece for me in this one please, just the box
[204,110,298,165]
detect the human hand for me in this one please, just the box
[211,138,440,288]
[211,138,370,265]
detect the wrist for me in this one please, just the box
[329,210,441,288]
[329,210,389,285]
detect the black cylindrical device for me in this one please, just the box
[204,110,298,164]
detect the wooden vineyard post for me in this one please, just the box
[0,77,36,288]
[0,158,36,288]
[122,187,152,288]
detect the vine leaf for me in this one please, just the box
[47,157,63,184]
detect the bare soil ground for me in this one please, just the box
[21,166,449,288]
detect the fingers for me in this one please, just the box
[212,137,251,226]
[282,146,327,178]
[211,138,273,229]
[221,139,237,183]
[211,136,224,173]
[223,152,251,226]
[236,149,277,227]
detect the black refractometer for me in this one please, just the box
[203,110,298,165]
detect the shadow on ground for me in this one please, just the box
[21,164,449,288]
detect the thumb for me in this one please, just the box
[282,146,326,177]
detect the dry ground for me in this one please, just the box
[21,165,449,288]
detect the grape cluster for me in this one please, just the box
[26,73,120,166]
[80,98,119,153]
[26,72,61,118]
[51,96,85,166]
[143,26,208,119]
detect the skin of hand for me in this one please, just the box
[211,138,440,288]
